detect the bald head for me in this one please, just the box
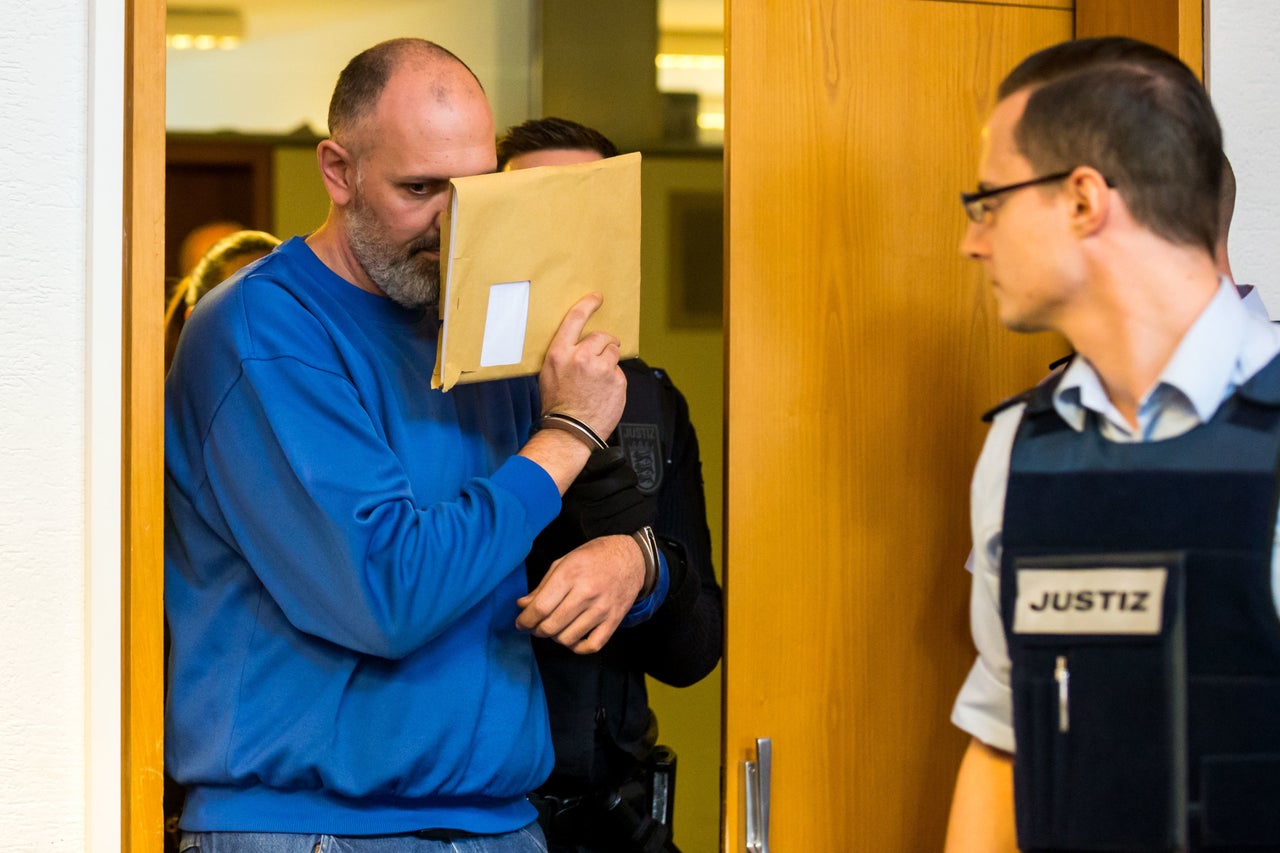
[327,38,486,153]
[310,38,496,309]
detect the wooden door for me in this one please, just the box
[1076,0,1203,77]
[721,1,1206,849]
[721,1,1071,849]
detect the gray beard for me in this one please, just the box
[345,198,441,310]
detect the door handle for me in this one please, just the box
[743,737,772,853]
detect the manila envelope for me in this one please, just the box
[431,151,641,391]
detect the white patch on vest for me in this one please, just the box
[1013,568,1167,635]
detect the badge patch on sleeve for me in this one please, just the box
[617,422,663,495]
[1014,567,1167,635]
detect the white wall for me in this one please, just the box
[1208,0,1280,313]
[0,0,96,846]
[166,0,537,137]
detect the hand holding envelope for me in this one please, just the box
[431,152,642,391]
[538,291,627,441]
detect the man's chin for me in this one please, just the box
[373,274,440,311]
[376,260,440,310]
[992,291,1035,333]
[382,286,439,311]
[1000,311,1050,335]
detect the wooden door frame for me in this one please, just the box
[123,0,166,850]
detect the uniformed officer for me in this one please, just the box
[946,38,1280,852]
[500,118,724,853]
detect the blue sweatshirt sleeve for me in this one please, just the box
[195,354,561,660]
[619,551,670,627]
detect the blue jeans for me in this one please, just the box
[178,823,547,853]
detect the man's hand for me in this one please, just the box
[516,534,645,654]
[539,292,627,441]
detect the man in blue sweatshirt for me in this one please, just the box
[165,38,660,852]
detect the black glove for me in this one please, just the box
[560,446,658,540]
[527,448,659,587]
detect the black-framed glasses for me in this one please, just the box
[960,171,1074,223]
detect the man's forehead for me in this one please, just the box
[376,62,488,121]
[358,66,493,156]
[978,89,1032,177]
[987,90,1029,141]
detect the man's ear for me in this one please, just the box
[1066,166,1111,237]
[317,139,357,207]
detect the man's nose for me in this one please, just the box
[959,220,989,260]
[428,191,454,229]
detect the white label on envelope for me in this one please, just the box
[1013,568,1167,635]
[479,280,530,367]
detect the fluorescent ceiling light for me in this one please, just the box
[656,53,724,71]
[167,8,244,50]
[697,112,725,131]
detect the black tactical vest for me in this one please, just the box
[998,355,1280,851]
[529,358,676,787]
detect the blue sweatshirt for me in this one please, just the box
[164,237,559,834]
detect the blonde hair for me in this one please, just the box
[165,229,281,328]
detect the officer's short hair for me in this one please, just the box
[997,36,1196,100]
[496,117,619,169]
[1001,39,1222,257]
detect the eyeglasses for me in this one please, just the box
[960,171,1074,223]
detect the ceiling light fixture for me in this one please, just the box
[166,8,244,50]
[655,53,724,71]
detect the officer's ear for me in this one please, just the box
[317,139,358,207]
[1066,166,1111,238]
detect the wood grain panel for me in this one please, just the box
[1076,0,1203,77]
[723,1,1070,849]
[936,0,1072,9]
[124,0,166,849]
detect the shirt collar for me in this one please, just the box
[1051,278,1253,435]
[1154,276,1248,422]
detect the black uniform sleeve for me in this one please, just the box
[620,375,723,687]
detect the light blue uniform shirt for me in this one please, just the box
[952,279,1280,752]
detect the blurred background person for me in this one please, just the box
[161,226,280,851]
[164,229,281,371]
[1218,154,1269,318]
